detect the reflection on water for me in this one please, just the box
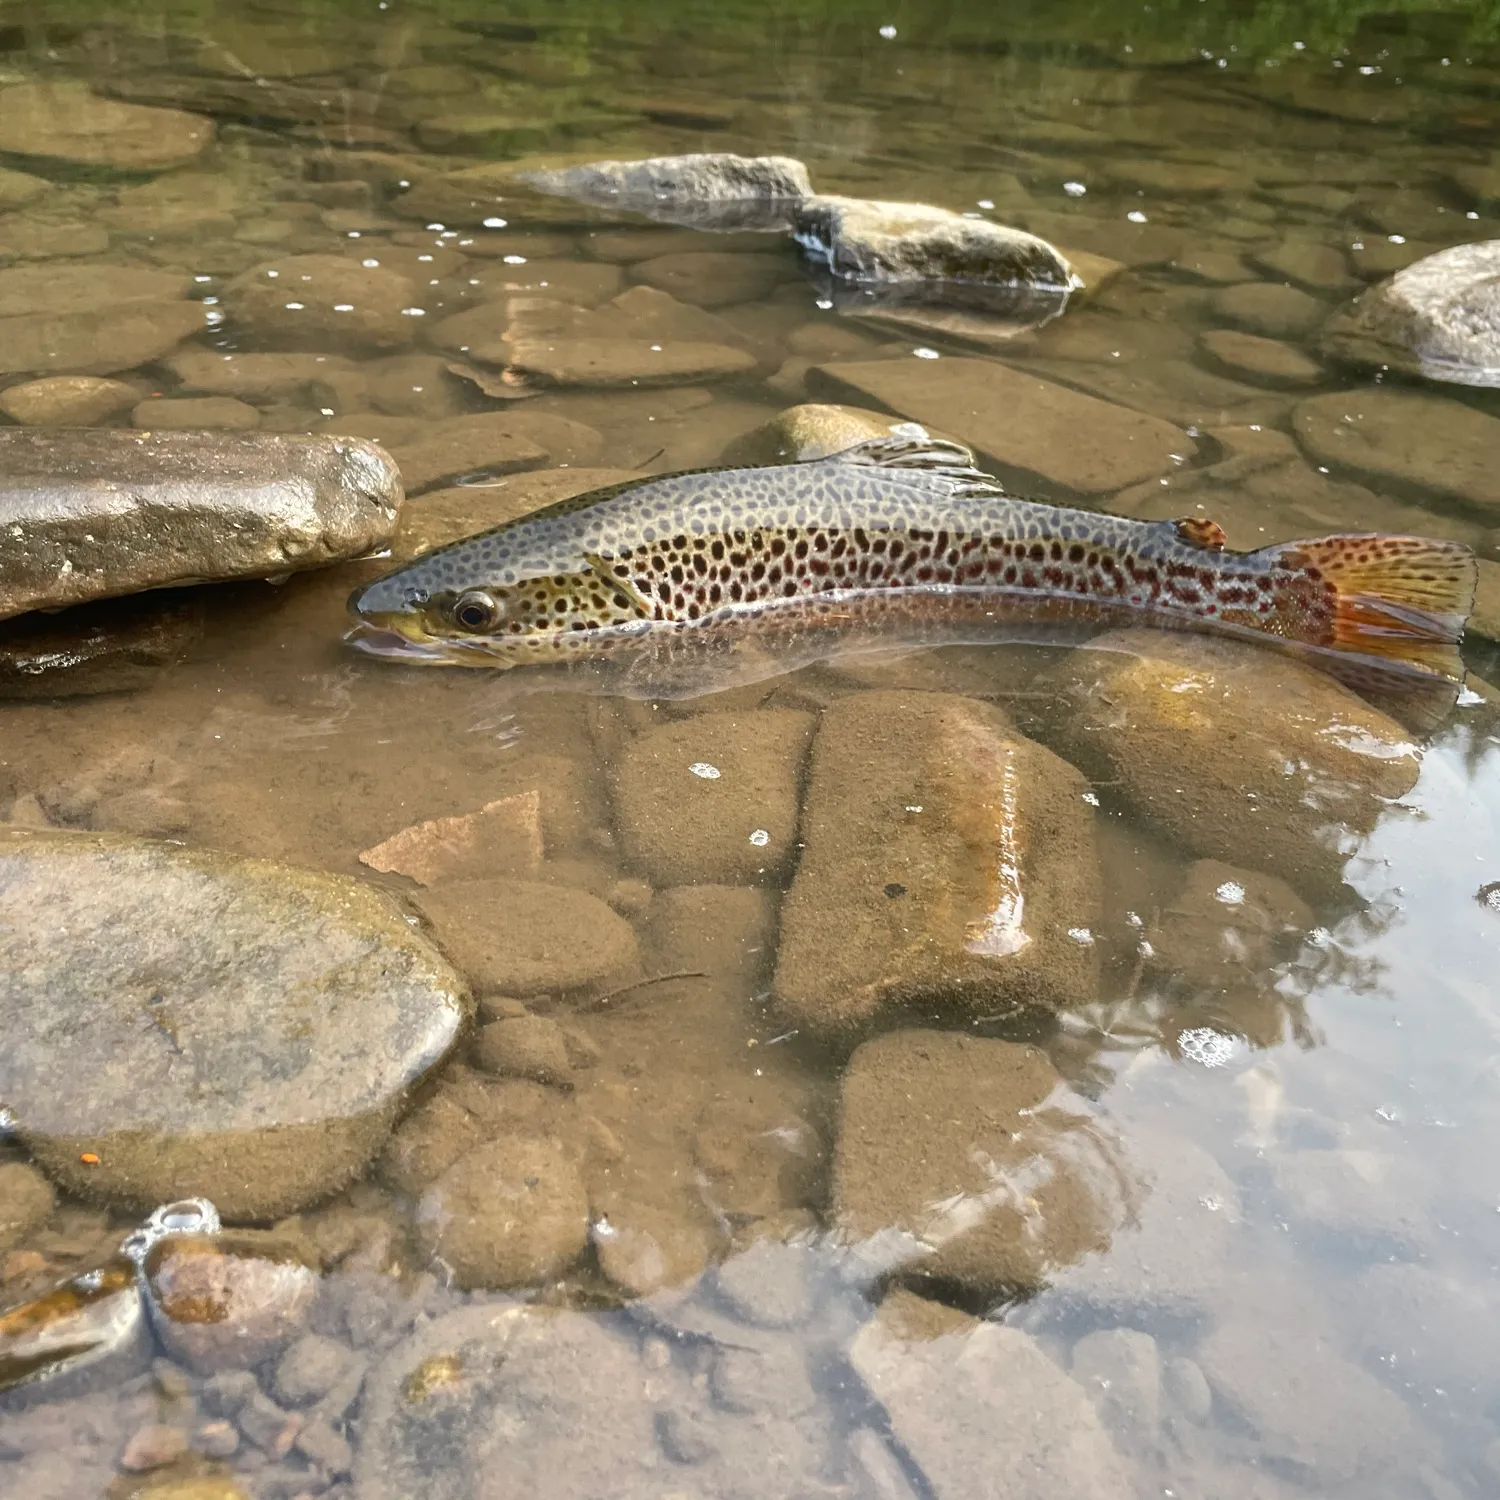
[1,1,1500,1497]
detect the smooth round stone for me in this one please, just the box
[144,1231,319,1374]
[0,376,140,426]
[0,830,470,1218]
[416,1139,588,1289]
[1197,329,1325,389]
[0,1255,151,1405]
[132,396,262,431]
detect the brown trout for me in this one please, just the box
[347,435,1476,717]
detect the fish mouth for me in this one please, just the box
[343,619,513,667]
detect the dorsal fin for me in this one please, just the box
[814,431,1007,496]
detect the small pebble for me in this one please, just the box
[119,1422,190,1471]
[196,1419,242,1458]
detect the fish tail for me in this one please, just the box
[1269,533,1476,681]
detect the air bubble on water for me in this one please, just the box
[426,222,446,231]
[591,1216,617,1240]
[483,216,508,228]
[0,1106,14,1139]
[1125,910,1143,929]
[401,307,427,316]
[1082,790,1100,806]
[689,762,721,780]
[503,254,528,264]
[650,344,663,352]
[362,258,380,268]
[1127,209,1148,223]
[1214,881,1246,906]
[879,24,898,38]
[1374,1104,1400,1124]
[1178,1027,1239,1068]
[904,804,923,813]
[284,301,305,311]
[913,347,940,359]
[1388,233,1406,244]
[977,198,995,209]
[749,829,770,847]
[1063,181,1087,197]
[333,303,354,312]
[1068,927,1095,945]
[816,298,834,310]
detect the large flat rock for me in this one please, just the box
[0,81,213,173]
[0,829,469,1218]
[0,301,209,378]
[808,356,1193,494]
[773,691,1100,1038]
[1293,387,1500,518]
[0,430,401,621]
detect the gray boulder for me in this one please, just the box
[519,152,814,231]
[0,430,401,622]
[1320,238,1500,387]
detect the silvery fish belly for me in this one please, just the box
[346,435,1476,719]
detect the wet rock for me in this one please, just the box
[1042,631,1422,892]
[359,792,544,886]
[646,884,776,987]
[1474,556,1500,641]
[0,429,400,621]
[719,402,922,465]
[1319,240,1500,388]
[0,81,213,173]
[120,1421,190,1470]
[274,1334,361,1407]
[1294,386,1500,518]
[378,1092,483,1198]
[0,1162,54,1252]
[810,356,1193,495]
[1070,1328,1161,1442]
[473,1015,574,1087]
[832,1032,1127,1295]
[1047,1128,1240,1323]
[1248,239,1357,295]
[1162,1354,1213,1422]
[132,396,262,431]
[794,195,1074,294]
[163,350,366,409]
[0,165,47,209]
[631,250,788,308]
[711,1238,817,1329]
[295,1414,353,1475]
[362,352,469,420]
[381,411,550,495]
[774,693,1100,1038]
[356,1305,660,1500]
[506,331,757,390]
[0,299,208,378]
[412,878,640,999]
[1196,1318,1415,1483]
[1197,329,1324,388]
[1210,282,1328,341]
[223,254,419,355]
[144,1231,319,1375]
[710,1339,820,1418]
[851,1288,1133,1500]
[0,829,469,1217]
[236,1386,300,1455]
[519,152,813,231]
[1146,860,1313,989]
[101,170,244,238]
[0,376,140,426]
[610,708,816,886]
[1169,248,1254,285]
[0,1256,151,1404]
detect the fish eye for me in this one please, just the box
[452,590,502,631]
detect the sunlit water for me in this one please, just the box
[2,2,1500,1497]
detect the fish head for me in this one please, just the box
[345,533,654,668]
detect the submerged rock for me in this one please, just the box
[0,1256,150,1405]
[0,830,469,1217]
[610,708,816,886]
[0,1162,54,1251]
[850,1288,1133,1500]
[0,81,213,173]
[793,195,1074,296]
[774,692,1100,1039]
[518,152,813,231]
[1320,239,1500,387]
[810,356,1193,495]
[0,429,400,622]
[223,253,420,354]
[144,1231,320,1374]
[832,1032,1128,1295]
[0,375,140,426]
[1042,631,1422,893]
[0,301,208,378]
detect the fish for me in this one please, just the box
[346,434,1477,723]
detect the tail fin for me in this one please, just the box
[1280,534,1476,682]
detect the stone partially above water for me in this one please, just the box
[833,1032,1129,1295]
[773,692,1100,1039]
[0,429,401,622]
[0,81,213,173]
[1319,239,1500,387]
[518,152,814,231]
[0,830,469,1217]
[1042,631,1422,893]
[793,195,1074,294]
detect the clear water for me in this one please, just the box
[2,2,1500,1498]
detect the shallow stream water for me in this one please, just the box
[3,2,1500,1498]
